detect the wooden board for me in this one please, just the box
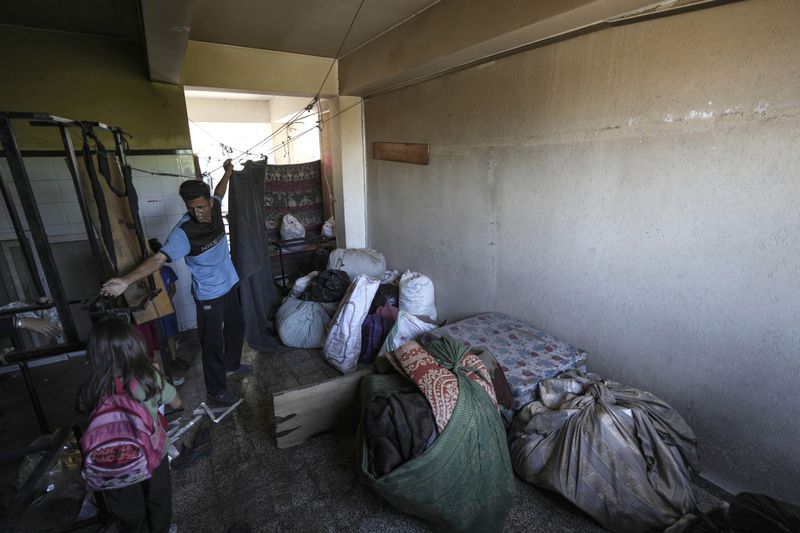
[373,142,430,165]
[77,155,174,324]
[273,366,373,449]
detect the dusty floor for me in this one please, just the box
[0,330,728,532]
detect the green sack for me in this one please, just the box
[357,337,514,532]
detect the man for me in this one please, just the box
[101,159,247,406]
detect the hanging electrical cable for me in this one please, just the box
[199,0,368,176]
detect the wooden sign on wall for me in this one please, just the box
[373,142,429,165]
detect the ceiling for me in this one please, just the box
[0,0,143,42]
[0,0,441,60]
[189,0,442,58]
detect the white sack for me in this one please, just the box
[398,271,437,320]
[378,310,438,358]
[327,248,386,280]
[324,274,381,374]
[280,214,305,251]
[276,297,337,349]
[322,217,335,238]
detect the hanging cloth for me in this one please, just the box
[228,159,281,351]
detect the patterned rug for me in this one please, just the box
[264,160,324,243]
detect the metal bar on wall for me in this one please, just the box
[0,170,45,296]
[0,114,79,343]
[58,124,106,283]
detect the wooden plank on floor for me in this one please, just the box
[273,366,373,449]
[373,142,429,165]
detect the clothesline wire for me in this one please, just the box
[200,0,367,177]
[188,119,264,158]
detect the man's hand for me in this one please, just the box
[101,278,130,297]
[223,158,233,173]
[19,317,60,339]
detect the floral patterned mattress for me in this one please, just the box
[430,312,587,410]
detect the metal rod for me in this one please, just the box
[0,114,79,343]
[58,124,106,283]
[19,361,50,434]
[0,170,45,296]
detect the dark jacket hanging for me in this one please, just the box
[228,159,281,352]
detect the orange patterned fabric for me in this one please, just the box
[388,341,497,432]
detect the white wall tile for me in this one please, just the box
[46,223,72,236]
[68,224,88,238]
[164,195,187,216]
[155,155,180,177]
[160,176,182,196]
[140,197,165,218]
[178,155,196,178]
[23,158,57,180]
[51,157,69,178]
[63,202,84,225]
[57,179,79,204]
[31,180,62,204]
[133,176,162,197]
[40,203,68,226]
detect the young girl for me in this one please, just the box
[80,318,182,533]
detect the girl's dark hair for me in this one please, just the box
[80,318,161,411]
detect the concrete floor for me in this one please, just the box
[0,330,728,532]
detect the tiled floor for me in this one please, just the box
[0,331,728,532]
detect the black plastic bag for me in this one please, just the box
[302,269,351,303]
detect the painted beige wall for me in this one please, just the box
[364,0,800,500]
[339,0,671,96]
[0,27,190,150]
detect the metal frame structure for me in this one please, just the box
[0,111,149,434]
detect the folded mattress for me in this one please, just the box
[430,312,587,410]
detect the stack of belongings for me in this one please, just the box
[275,269,349,348]
[508,369,701,533]
[358,336,514,532]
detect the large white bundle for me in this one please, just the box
[276,297,336,349]
[324,274,380,373]
[377,310,438,358]
[398,271,437,320]
[327,248,386,280]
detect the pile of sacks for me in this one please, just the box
[275,248,440,374]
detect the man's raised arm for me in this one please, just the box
[214,158,233,199]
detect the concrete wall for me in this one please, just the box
[364,0,800,501]
[0,27,190,150]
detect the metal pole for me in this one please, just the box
[58,124,106,283]
[0,170,45,295]
[19,361,51,434]
[0,114,79,343]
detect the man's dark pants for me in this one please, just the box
[195,285,245,396]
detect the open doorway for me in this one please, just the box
[183,88,335,286]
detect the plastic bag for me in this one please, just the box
[378,310,438,357]
[399,271,437,320]
[276,297,337,348]
[327,248,386,280]
[322,217,335,238]
[280,214,306,251]
[302,270,351,303]
[290,271,318,299]
[324,274,381,373]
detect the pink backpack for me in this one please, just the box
[80,378,167,491]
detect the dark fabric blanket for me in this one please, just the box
[365,390,437,478]
[229,160,281,352]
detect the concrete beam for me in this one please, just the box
[339,0,688,96]
[141,0,192,84]
[182,41,338,97]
